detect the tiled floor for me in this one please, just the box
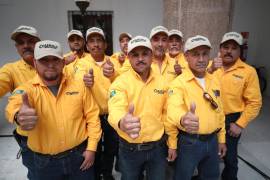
[0,95,269,180]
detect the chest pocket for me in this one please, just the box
[63,91,83,118]
[226,74,245,96]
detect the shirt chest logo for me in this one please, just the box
[66,91,79,95]
[232,74,244,80]
[154,89,165,95]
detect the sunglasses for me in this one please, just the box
[203,92,218,110]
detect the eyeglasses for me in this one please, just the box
[203,92,218,110]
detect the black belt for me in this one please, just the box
[119,135,167,151]
[225,112,241,121]
[179,129,221,141]
[34,140,87,159]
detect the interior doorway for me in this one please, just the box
[68,10,113,55]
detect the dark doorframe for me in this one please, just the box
[68,10,113,55]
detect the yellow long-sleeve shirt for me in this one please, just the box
[64,51,91,76]
[152,54,187,83]
[5,73,101,155]
[167,69,226,145]
[0,59,36,136]
[167,52,188,69]
[108,68,171,145]
[66,54,112,115]
[110,52,131,75]
[214,58,262,128]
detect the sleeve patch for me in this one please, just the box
[11,89,24,96]
[110,90,116,98]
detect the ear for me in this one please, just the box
[33,59,37,69]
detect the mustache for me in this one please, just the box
[22,48,34,54]
[224,53,233,58]
[155,47,165,52]
[196,63,207,67]
[170,47,180,51]
[136,61,146,65]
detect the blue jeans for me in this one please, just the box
[33,141,94,180]
[174,133,220,180]
[13,130,35,179]
[95,114,118,179]
[119,140,167,180]
[222,112,241,180]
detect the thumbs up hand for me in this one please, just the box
[118,53,125,64]
[208,53,223,74]
[17,93,37,131]
[174,59,182,76]
[64,51,77,65]
[119,103,141,139]
[83,68,94,87]
[180,102,199,134]
[103,58,115,78]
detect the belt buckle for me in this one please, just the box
[137,143,153,151]
[199,135,208,141]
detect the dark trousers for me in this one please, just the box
[13,130,35,179]
[95,114,118,180]
[174,133,220,180]
[118,139,167,180]
[222,112,241,180]
[32,141,94,180]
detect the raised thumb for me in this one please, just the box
[22,93,31,108]
[128,103,134,115]
[175,59,179,65]
[106,58,112,65]
[217,52,221,58]
[89,68,93,75]
[190,102,196,114]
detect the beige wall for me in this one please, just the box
[164,0,232,57]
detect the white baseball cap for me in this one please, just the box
[220,32,243,46]
[34,40,63,60]
[168,29,183,38]
[67,30,84,39]
[149,26,169,39]
[11,25,40,40]
[119,32,132,41]
[128,36,152,54]
[86,27,105,40]
[184,35,211,53]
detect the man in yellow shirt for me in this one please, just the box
[167,35,226,180]
[79,27,118,180]
[110,32,132,74]
[5,40,101,180]
[108,36,171,180]
[0,25,40,179]
[212,32,262,180]
[64,29,90,66]
[149,26,182,82]
[167,29,187,73]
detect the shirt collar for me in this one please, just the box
[129,67,155,84]
[19,59,35,70]
[184,67,212,82]
[31,71,68,87]
[224,58,245,72]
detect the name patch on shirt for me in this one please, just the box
[167,71,176,75]
[232,74,243,79]
[66,91,79,95]
[168,89,173,96]
[154,89,165,95]
[212,89,220,97]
